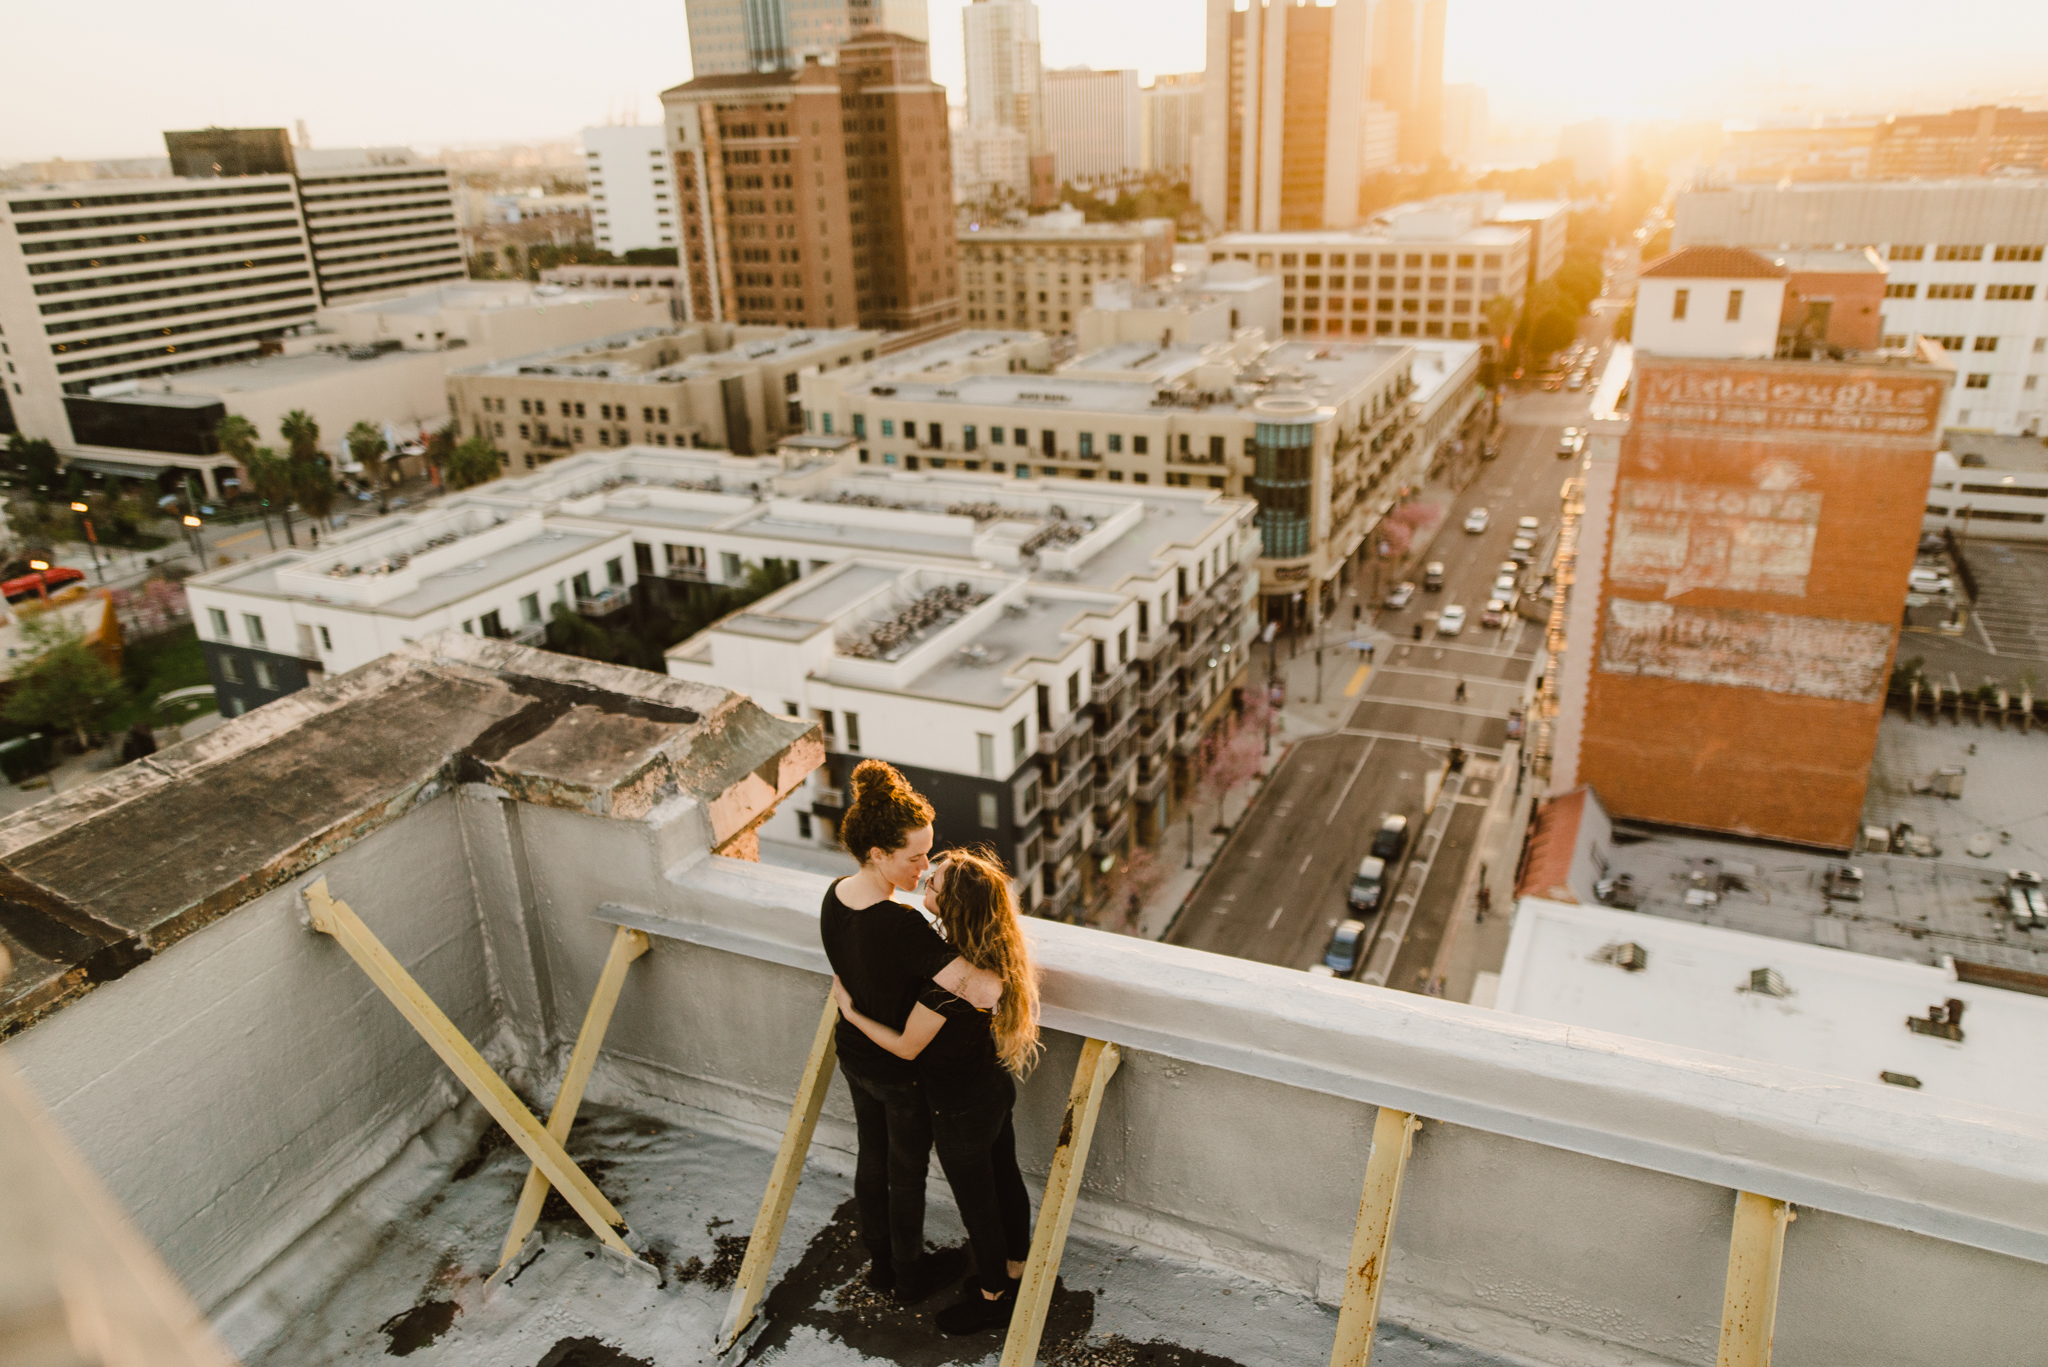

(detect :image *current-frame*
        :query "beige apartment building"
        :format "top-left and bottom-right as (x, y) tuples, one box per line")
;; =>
(958, 208), (1175, 332)
(448, 323), (881, 467)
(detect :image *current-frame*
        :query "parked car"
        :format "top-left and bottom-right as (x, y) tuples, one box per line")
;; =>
(1566, 372), (1586, 391)
(1463, 507), (1490, 533)
(1507, 548), (1534, 568)
(1324, 919), (1369, 974)
(1493, 573), (1519, 598)
(1518, 517), (1540, 535)
(1908, 567), (1954, 595)
(1371, 814), (1410, 862)
(1436, 604), (1466, 636)
(1423, 562), (1446, 592)
(1349, 856), (1388, 913)
(1384, 581), (1416, 610)
(1498, 560), (1520, 578)
(1556, 428), (1584, 459)
(2, 566), (85, 603)
(2009, 870), (2045, 930)
(1512, 535), (1536, 553)
(1482, 598), (1510, 628)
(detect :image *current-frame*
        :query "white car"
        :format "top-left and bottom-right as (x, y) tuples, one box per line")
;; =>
(1437, 604), (1467, 636)
(1384, 581), (1417, 609)
(1512, 536), (1536, 553)
(1518, 516), (1540, 535)
(1493, 574), (1519, 598)
(1463, 508), (1490, 533)
(1908, 567), (1954, 595)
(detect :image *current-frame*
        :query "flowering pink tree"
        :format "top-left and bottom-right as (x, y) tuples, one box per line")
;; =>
(1099, 845), (1168, 932)
(1378, 500), (1442, 559)
(109, 578), (189, 636)
(1199, 726), (1265, 834)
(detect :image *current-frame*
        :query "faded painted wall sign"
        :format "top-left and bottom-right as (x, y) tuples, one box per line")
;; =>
(1635, 365), (1944, 438)
(1598, 599), (1891, 702)
(1610, 479), (1820, 597)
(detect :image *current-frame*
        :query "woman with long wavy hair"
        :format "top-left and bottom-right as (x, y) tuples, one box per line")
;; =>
(822, 760), (1001, 1306)
(832, 846), (1041, 1336)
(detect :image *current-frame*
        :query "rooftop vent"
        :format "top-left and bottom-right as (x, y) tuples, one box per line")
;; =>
(1597, 941), (1649, 972)
(1907, 998), (1966, 1042)
(1749, 967), (1789, 997)
(1879, 1071), (1923, 1089)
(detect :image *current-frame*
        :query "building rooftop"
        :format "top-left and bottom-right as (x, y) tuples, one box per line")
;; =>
(453, 325), (876, 383)
(1640, 246), (1792, 279)
(158, 344), (440, 396)
(1942, 430), (2048, 474)
(1496, 898), (2048, 1119)
(323, 280), (638, 319)
(1210, 224), (1524, 249)
(4, 637), (2044, 1367)
(1765, 247), (1886, 275)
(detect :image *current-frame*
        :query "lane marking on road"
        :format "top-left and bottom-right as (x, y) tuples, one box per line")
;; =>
(1372, 666), (1525, 684)
(1353, 697), (1510, 720)
(217, 527), (267, 548)
(1267, 904), (1285, 930)
(1327, 736), (1379, 826)
(1343, 664), (1372, 696)
(1298, 852), (1313, 873)
(1338, 727), (1505, 755)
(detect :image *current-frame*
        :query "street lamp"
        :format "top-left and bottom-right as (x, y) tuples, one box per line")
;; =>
(69, 502), (104, 583)
(26, 559), (49, 604)
(182, 514), (207, 570)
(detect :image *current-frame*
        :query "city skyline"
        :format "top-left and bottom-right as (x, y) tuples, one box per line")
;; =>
(6, 0), (2048, 166)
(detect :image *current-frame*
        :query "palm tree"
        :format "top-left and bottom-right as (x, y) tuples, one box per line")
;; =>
(279, 410), (321, 464)
(246, 448), (297, 547)
(346, 421), (390, 513)
(215, 415), (268, 546)
(291, 455), (338, 546)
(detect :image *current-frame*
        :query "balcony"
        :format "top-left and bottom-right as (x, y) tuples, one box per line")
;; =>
(3, 632), (2038, 1367)
(1094, 747), (1138, 798)
(1041, 754), (1094, 807)
(576, 585), (632, 617)
(1042, 859), (1083, 918)
(1135, 628), (1177, 663)
(1135, 756), (1172, 803)
(1090, 802), (1132, 855)
(1096, 705), (1138, 753)
(505, 621), (548, 648)
(1139, 665), (1178, 712)
(660, 562), (708, 583)
(1047, 808), (1086, 863)
(1036, 708), (1093, 756)
(1091, 663), (1136, 706)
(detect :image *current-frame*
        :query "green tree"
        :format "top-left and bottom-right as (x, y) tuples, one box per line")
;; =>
(5, 617), (127, 748)
(347, 421), (391, 512)
(423, 422), (459, 479)
(290, 454), (339, 543)
(215, 415), (269, 546)
(545, 601), (619, 662)
(1529, 308), (1580, 359)
(279, 409), (321, 464)
(443, 434), (504, 491)
(3, 435), (64, 497)
(246, 447), (297, 547)
(1555, 255), (1606, 311)
(1482, 295), (1518, 352)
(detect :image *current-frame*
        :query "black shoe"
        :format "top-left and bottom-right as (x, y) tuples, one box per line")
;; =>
(865, 1259), (895, 1294)
(935, 1278), (1021, 1335)
(894, 1245), (969, 1305)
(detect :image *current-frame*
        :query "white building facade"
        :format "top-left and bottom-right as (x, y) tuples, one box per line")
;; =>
(682, 0), (928, 75)
(1141, 74), (1204, 179)
(582, 126), (676, 255)
(293, 148), (463, 303)
(1675, 179), (2048, 434)
(1044, 68), (1142, 188)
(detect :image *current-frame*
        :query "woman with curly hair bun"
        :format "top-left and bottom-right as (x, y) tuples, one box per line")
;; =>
(832, 845), (1041, 1336)
(821, 759), (1000, 1306)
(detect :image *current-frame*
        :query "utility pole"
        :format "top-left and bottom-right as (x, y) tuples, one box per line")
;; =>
(70, 502), (103, 582)
(183, 515), (207, 570)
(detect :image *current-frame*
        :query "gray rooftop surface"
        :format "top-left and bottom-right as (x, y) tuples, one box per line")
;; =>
(895, 593), (1100, 708)
(212, 527), (612, 616)
(218, 1098), (1494, 1367)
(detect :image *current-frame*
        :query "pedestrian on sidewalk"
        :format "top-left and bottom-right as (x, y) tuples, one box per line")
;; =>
(1454, 678), (1467, 703)
(1476, 885), (1491, 923)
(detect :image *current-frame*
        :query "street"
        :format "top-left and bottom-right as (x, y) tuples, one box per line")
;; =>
(1166, 374), (1597, 983)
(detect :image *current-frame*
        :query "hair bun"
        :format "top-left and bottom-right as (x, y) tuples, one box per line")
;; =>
(849, 758), (903, 803)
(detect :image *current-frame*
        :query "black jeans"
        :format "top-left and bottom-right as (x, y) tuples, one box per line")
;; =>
(841, 1061), (932, 1271)
(930, 1071), (1032, 1294)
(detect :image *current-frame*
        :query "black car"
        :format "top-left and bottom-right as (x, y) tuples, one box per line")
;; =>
(1371, 814), (1409, 862)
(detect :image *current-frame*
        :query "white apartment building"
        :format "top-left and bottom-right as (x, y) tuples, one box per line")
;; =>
(1926, 431), (2048, 540)
(1208, 199), (1532, 342)
(798, 319), (1483, 628)
(1361, 102), (1401, 176)
(952, 124), (1033, 206)
(1043, 68), (1142, 187)
(582, 126), (676, 255)
(1140, 74), (1203, 179)
(682, 0), (928, 75)
(1675, 180), (2048, 433)
(292, 148), (463, 303)
(0, 175), (321, 478)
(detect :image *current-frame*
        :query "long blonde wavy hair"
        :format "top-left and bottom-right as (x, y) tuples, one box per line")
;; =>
(931, 847), (1041, 1077)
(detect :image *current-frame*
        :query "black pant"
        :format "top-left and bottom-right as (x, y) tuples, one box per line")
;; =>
(841, 1062), (932, 1271)
(930, 1071), (1032, 1295)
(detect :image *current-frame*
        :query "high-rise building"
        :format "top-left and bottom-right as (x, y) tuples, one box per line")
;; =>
(583, 126), (677, 255)
(960, 0), (1052, 205)
(1196, 0), (1368, 234)
(1044, 68), (1141, 187)
(1141, 74), (1204, 179)
(163, 127), (296, 179)
(681, 0), (929, 76)
(291, 147), (464, 303)
(1871, 106), (2048, 178)
(661, 31), (961, 343)
(1360, 102), (1400, 177)
(1370, 0), (1445, 167)
(1440, 83), (1488, 163)
(1543, 247), (1953, 850)
(957, 208), (1174, 332)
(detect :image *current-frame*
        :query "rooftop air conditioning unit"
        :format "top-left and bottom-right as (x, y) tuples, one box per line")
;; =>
(1749, 967), (1788, 997)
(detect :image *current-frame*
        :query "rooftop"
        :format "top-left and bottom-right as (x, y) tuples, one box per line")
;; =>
(1640, 246), (1790, 280)
(1765, 247), (1886, 275)
(454, 325), (877, 384)
(323, 280), (639, 319)
(4, 638), (2044, 1367)
(159, 343), (439, 396)
(1210, 224), (1525, 249)
(1942, 429), (2048, 474)
(1496, 898), (2048, 1118)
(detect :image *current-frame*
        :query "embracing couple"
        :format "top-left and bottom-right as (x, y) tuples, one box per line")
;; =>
(820, 759), (1041, 1337)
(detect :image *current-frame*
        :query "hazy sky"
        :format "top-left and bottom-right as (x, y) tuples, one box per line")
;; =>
(5, 0), (2046, 163)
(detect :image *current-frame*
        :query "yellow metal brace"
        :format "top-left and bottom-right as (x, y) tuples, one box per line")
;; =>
(1717, 1192), (1794, 1367)
(302, 879), (640, 1262)
(999, 1038), (1121, 1367)
(1329, 1107), (1421, 1367)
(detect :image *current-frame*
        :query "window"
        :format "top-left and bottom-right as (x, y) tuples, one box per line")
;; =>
(1013, 428), (1026, 444)
(1988, 285), (2037, 301)
(1117, 627), (1128, 664)
(2027, 376), (2040, 391)
(796, 812), (813, 840)
(1994, 245), (2045, 262)
(844, 711), (861, 751)
(252, 658), (276, 690)
(1888, 244), (1924, 261)
(1067, 671), (1080, 711)
(1966, 373), (1991, 389)
(480, 609), (503, 638)
(573, 571), (593, 598)
(521, 593), (542, 624)
(319, 625), (332, 651)
(606, 557), (624, 585)
(1927, 284), (1975, 299)
(208, 607), (229, 639)
(721, 551), (743, 580)
(242, 613), (267, 648)
(1934, 244), (1984, 261)
(1012, 717), (1028, 764)
(1672, 288), (1689, 321)
(1884, 283), (1917, 298)
(1974, 336), (1999, 352)
(964, 424), (977, 450)
(1928, 334), (1965, 350)
(1726, 289), (1744, 321)
(977, 733), (995, 778)
(977, 792), (999, 829)
(853, 414), (866, 437)
(219, 655), (242, 684)
(1133, 435), (1148, 455)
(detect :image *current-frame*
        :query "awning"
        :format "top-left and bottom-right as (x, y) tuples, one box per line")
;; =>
(65, 455), (205, 481)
